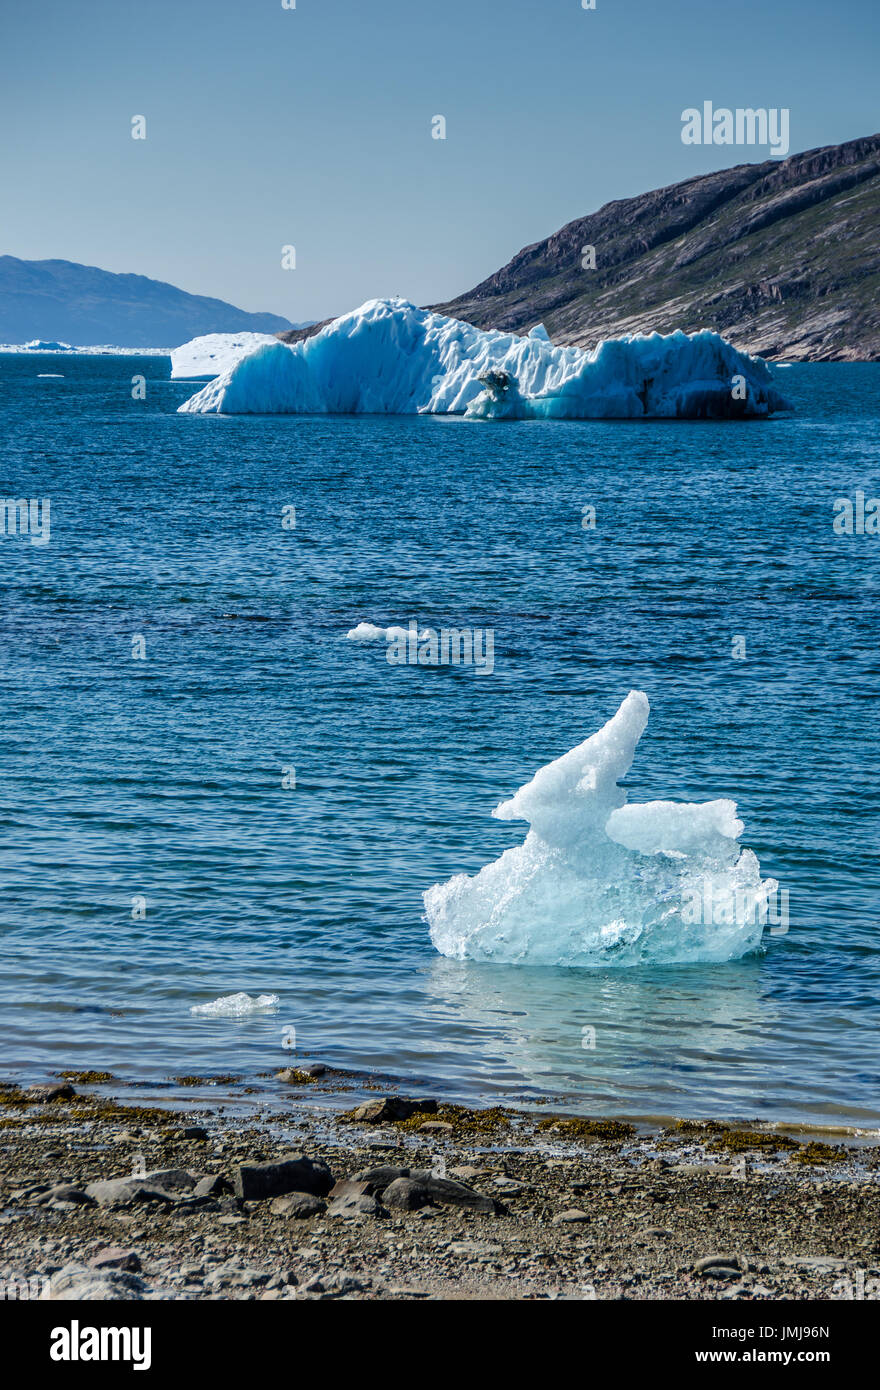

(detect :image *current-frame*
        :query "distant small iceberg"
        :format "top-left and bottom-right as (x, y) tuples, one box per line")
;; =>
(170, 331), (281, 379)
(0, 342), (168, 355)
(177, 297), (790, 419)
(425, 691), (780, 968)
(190, 992), (280, 1017)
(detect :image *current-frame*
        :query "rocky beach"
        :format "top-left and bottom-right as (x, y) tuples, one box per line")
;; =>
(1, 1071), (878, 1302)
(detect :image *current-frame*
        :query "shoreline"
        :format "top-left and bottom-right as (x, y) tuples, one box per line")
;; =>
(1, 1070), (879, 1301)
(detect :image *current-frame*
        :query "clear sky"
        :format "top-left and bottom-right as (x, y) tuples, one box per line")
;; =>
(1, 0), (877, 322)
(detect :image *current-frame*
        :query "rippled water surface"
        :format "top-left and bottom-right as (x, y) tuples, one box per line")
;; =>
(1, 353), (878, 1127)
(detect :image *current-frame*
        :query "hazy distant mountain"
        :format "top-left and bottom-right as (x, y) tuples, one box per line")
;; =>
(0, 257), (295, 347)
(433, 134), (880, 361)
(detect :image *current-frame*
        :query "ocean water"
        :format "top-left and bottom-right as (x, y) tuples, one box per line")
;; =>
(1, 353), (878, 1129)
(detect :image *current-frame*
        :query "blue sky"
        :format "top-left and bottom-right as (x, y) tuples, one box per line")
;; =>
(1, 0), (877, 321)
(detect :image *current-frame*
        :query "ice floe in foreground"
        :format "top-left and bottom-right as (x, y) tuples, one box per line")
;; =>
(177, 297), (789, 419)
(190, 992), (280, 1017)
(425, 691), (781, 968)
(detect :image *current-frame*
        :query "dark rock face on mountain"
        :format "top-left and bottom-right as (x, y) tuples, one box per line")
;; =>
(0, 257), (293, 347)
(433, 134), (880, 361)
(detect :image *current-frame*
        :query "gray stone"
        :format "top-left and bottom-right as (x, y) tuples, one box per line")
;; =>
(205, 1264), (269, 1289)
(352, 1164), (411, 1193)
(34, 1184), (95, 1207)
(327, 1193), (387, 1220)
(382, 1178), (432, 1211)
(192, 1174), (231, 1198)
(348, 1097), (437, 1124)
(139, 1168), (200, 1194)
(322, 1272), (369, 1295)
(270, 1192), (326, 1219)
(227, 1268), (270, 1288)
(49, 1263), (147, 1300)
(85, 1168), (201, 1208)
(448, 1240), (502, 1259)
(694, 1254), (744, 1276)
(87, 1247), (142, 1273)
(25, 1083), (76, 1102)
(552, 1209), (591, 1224)
(415, 1174), (503, 1214)
(84, 1179), (173, 1208)
(233, 1153), (333, 1201)
(328, 1178), (372, 1201)
(354, 1164), (493, 1209)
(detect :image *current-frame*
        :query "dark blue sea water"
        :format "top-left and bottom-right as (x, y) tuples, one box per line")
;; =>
(1, 352), (878, 1128)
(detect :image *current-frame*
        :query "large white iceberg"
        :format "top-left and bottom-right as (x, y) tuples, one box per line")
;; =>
(424, 692), (780, 968)
(177, 297), (789, 418)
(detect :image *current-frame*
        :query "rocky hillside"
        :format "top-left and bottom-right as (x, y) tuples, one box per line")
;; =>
(0, 257), (293, 348)
(432, 134), (880, 361)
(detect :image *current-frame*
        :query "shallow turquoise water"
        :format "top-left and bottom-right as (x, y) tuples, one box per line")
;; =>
(1, 353), (878, 1126)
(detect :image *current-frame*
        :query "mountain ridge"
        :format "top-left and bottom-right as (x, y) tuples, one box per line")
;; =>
(430, 133), (880, 361)
(0, 256), (294, 348)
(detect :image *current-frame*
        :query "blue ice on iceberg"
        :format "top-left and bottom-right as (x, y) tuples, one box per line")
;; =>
(424, 692), (779, 968)
(178, 298), (789, 419)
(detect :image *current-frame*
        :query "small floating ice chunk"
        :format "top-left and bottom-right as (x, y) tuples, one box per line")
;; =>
(190, 992), (280, 1017)
(346, 620), (430, 642)
(425, 691), (778, 968)
(346, 622), (387, 641)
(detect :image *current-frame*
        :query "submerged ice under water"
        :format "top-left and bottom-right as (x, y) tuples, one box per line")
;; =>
(425, 692), (777, 968)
